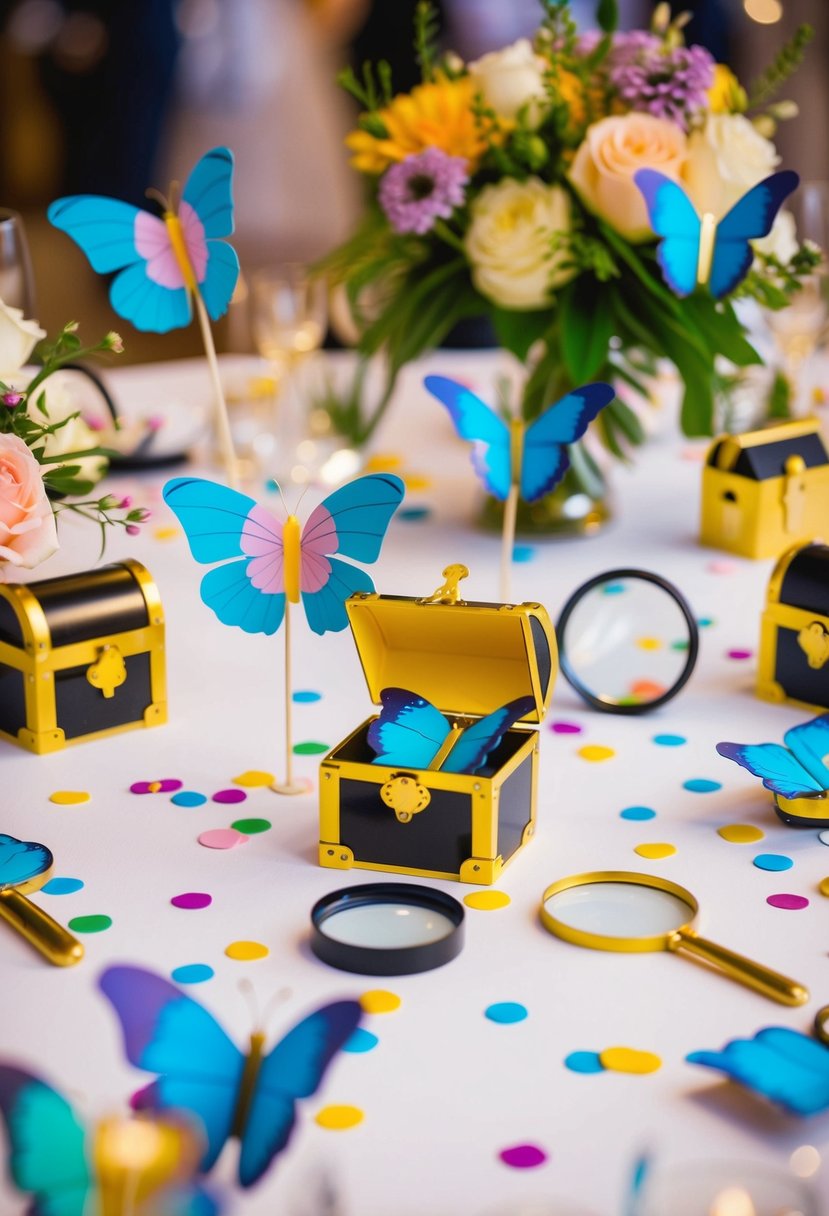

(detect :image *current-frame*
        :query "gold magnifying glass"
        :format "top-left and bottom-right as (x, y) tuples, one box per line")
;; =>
(541, 871), (808, 1007)
(814, 1005), (829, 1045)
(0, 834), (83, 966)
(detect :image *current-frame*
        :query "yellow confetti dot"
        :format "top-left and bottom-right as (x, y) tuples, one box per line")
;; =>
(600, 1046), (662, 1074)
(636, 637), (663, 651)
(360, 990), (401, 1014)
(314, 1105), (364, 1130)
(148, 781), (162, 793)
(225, 941), (269, 961)
(819, 877), (829, 898)
(153, 526), (180, 541)
(464, 890), (511, 911)
(364, 453), (402, 472)
(577, 745), (616, 762)
(717, 824), (765, 844)
(634, 843), (677, 860)
(232, 770), (276, 788)
(49, 790), (90, 805)
(402, 474), (431, 491)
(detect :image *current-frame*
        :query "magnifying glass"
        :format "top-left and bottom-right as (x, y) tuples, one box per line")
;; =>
(0, 833), (84, 966)
(815, 1005), (829, 1045)
(540, 872), (807, 1006)
(555, 569), (699, 713)
(311, 882), (464, 975)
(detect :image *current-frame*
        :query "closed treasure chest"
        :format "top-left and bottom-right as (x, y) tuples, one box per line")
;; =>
(758, 541), (829, 715)
(0, 560), (166, 754)
(699, 418), (829, 560)
(319, 567), (557, 885)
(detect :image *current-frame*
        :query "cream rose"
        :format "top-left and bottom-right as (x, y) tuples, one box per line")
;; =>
(753, 210), (798, 264)
(465, 177), (574, 309)
(468, 39), (549, 128)
(569, 114), (687, 241)
(0, 300), (45, 378)
(682, 113), (779, 217)
(0, 434), (58, 573)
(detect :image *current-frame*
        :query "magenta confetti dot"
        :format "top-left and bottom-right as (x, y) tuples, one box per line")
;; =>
(130, 779), (183, 794)
(767, 893), (809, 910)
(726, 649), (753, 661)
(171, 892), (212, 910)
(550, 720), (582, 735)
(498, 1144), (548, 1169)
(197, 828), (248, 850)
(212, 788), (247, 804)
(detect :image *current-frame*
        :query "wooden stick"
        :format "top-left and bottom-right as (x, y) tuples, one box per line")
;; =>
(193, 290), (239, 489)
(271, 600), (305, 795)
(500, 483), (519, 603)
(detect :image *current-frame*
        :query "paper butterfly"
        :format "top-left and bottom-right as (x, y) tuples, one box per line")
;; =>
(0, 1063), (219, 1216)
(0, 834), (51, 890)
(687, 1026), (829, 1116)
(716, 712), (829, 801)
(368, 687), (535, 773)
(100, 966), (361, 1189)
(634, 168), (799, 299)
(424, 376), (615, 502)
(48, 147), (239, 334)
(163, 473), (405, 636)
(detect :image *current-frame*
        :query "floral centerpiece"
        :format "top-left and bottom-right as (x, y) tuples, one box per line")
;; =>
(322, 0), (817, 523)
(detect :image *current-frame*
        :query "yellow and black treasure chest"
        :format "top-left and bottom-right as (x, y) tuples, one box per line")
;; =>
(699, 418), (829, 560)
(319, 566), (557, 885)
(0, 559), (166, 754)
(758, 542), (829, 714)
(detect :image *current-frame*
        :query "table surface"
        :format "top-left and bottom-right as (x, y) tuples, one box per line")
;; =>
(3, 352), (828, 1216)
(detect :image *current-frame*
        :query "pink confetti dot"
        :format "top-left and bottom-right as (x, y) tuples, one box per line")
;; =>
(197, 828), (248, 850)
(498, 1144), (548, 1169)
(726, 649), (753, 661)
(171, 892), (212, 910)
(550, 720), (583, 734)
(212, 789), (247, 804)
(767, 893), (809, 910)
(707, 559), (737, 574)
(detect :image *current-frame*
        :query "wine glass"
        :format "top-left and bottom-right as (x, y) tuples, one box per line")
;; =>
(0, 209), (37, 317)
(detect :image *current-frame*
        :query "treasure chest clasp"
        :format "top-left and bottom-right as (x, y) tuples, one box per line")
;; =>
(380, 773), (431, 823)
(86, 644), (127, 699)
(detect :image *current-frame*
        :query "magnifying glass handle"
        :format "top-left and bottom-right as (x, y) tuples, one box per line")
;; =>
(0, 889), (84, 966)
(671, 928), (808, 1006)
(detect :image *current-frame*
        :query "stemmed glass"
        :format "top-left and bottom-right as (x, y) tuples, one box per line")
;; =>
(0, 208), (37, 316)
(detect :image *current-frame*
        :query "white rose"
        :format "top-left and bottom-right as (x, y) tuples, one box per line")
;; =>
(465, 177), (574, 309)
(468, 39), (549, 128)
(0, 299), (45, 379)
(682, 113), (779, 217)
(752, 209), (798, 264)
(28, 371), (107, 486)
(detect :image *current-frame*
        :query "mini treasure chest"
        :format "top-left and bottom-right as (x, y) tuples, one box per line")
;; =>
(758, 541), (829, 716)
(0, 560), (166, 754)
(699, 418), (829, 560)
(319, 566), (557, 885)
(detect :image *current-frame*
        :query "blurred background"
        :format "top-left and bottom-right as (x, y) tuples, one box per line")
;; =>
(0, 0), (825, 363)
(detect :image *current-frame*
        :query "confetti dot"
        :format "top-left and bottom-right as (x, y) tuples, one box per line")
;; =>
(697, 617), (715, 628)
(634, 843), (677, 860)
(630, 679), (667, 699)
(130, 780), (182, 795)
(293, 691), (322, 703)
(171, 892), (212, 910)
(683, 779), (721, 793)
(293, 741), (330, 755)
(49, 790), (90, 805)
(232, 770), (275, 787)
(499, 1144), (547, 1169)
(565, 1051), (604, 1074)
(171, 964), (214, 984)
(753, 854), (793, 872)
(314, 1105), (364, 1130)
(820, 831), (829, 846)
(707, 559), (736, 574)
(671, 640), (689, 652)
(197, 828), (248, 850)
(171, 791), (207, 807)
(41, 877), (84, 895)
(577, 745), (615, 762)
(819, 877), (829, 898)
(343, 1028), (379, 1053)
(225, 940), (269, 960)
(230, 817), (272, 835)
(398, 507), (431, 522)
(636, 637), (662, 651)
(718, 824), (764, 844)
(727, 649), (753, 661)
(603, 583), (626, 595)
(68, 914), (111, 933)
(464, 890), (511, 911)
(682, 445), (706, 462)
(620, 806), (656, 822)
(212, 788), (246, 804)
(360, 990), (400, 1014)
(652, 734), (686, 747)
(600, 1047), (662, 1074)
(364, 453), (402, 471)
(402, 474), (431, 491)
(513, 545), (535, 563)
(550, 720), (583, 734)
(153, 526), (180, 541)
(485, 1002), (528, 1024)
(767, 893), (809, 910)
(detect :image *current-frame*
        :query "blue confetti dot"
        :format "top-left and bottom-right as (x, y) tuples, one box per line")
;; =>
(171, 791), (207, 807)
(41, 877), (84, 895)
(564, 1051), (604, 1074)
(343, 1028), (379, 1053)
(697, 617), (715, 628)
(753, 853), (794, 872)
(265, 478), (280, 493)
(653, 734), (686, 747)
(620, 806), (656, 821)
(602, 583), (627, 595)
(512, 545), (535, 563)
(399, 507), (431, 522)
(293, 690), (322, 703)
(171, 964), (214, 984)
(485, 1002), (528, 1025)
(683, 779), (722, 793)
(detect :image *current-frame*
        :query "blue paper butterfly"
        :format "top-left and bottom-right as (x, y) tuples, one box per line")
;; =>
(368, 687), (535, 773)
(687, 1027), (829, 1116)
(48, 147), (240, 333)
(0, 1063), (220, 1215)
(100, 966), (361, 1189)
(163, 473), (404, 636)
(716, 713), (829, 801)
(634, 168), (799, 299)
(423, 376), (615, 502)
(0, 834), (52, 890)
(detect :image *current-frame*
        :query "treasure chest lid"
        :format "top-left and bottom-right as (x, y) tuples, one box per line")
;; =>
(769, 541), (829, 614)
(345, 569), (556, 725)
(706, 418), (829, 481)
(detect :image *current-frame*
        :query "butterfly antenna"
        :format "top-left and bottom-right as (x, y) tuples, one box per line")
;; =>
(292, 484), (311, 516)
(144, 186), (169, 213)
(238, 979), (261, 1030)
(169, 179), (182, 213)
(275, 482), (291, 519)
(261, 986), (293, 1036)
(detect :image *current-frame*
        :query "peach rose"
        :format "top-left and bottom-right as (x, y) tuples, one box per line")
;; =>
(0, 434), (58, 574)
(569, 114), (688, 241)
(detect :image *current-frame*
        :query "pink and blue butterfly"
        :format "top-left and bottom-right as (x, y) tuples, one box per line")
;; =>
(423, 376), (615, 502)
(634, 168), (799, 299)
(48, 147), (239, 334)
(716, 712), (829, 801)
(162, 473), (405, 636)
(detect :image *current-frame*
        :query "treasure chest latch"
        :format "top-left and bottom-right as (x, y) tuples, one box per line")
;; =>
(380, 773), (431, 823)
(86, 644), (127, 698)
(798, 620), (829, 670)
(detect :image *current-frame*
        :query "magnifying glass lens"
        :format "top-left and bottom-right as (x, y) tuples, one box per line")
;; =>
(319, 902), (456, 949)
(544, 881), (693, 939)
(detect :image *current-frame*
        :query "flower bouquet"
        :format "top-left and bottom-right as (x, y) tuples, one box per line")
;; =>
(322, 0), (817, 527)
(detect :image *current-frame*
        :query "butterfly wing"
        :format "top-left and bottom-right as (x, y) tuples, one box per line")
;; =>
(0, 835), (52, 889)
(180, 147), (239, 321)
(782, 713), (829, 789)
(521, 383), (615, 502)
(715, 741), (823, 800)
(99, 966), (244, 1172)
(237, 1001), (361, 1188)
(442, 696), (535, 774)
(163, 477), (286, 636)
(367, 688), (451, 769)
(687, 1027), (829, 1116)
(634, 169), (701, 297)
(423, 376), (511, 500)
(709, 170), (800, 299)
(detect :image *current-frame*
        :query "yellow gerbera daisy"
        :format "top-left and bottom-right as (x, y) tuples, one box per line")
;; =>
(707, 64), (747, 114)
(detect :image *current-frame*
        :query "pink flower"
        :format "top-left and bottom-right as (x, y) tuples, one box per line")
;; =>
(2, 392), (23, 408)
(0, 434), (58, 573)
(118, 495), (133, 509)
(125, 524), (141, 536)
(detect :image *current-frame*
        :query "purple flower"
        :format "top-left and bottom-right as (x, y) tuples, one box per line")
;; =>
(607, 32), (714, 130)
(379, 148), (469, 236)
(2, 391), (23, 408)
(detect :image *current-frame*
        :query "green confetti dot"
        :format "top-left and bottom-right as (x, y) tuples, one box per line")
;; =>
(68, 914), (112, 934)
(293, 741), (330, 755)
(230, 817), (272, 835)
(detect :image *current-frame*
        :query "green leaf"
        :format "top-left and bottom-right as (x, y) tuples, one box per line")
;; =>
(769, 370), (792, 418)
(560, 277), (614, 383)
(680, 296), (761, 367)
(491, 307), (552, 363)
(596, 0), (618, 33)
